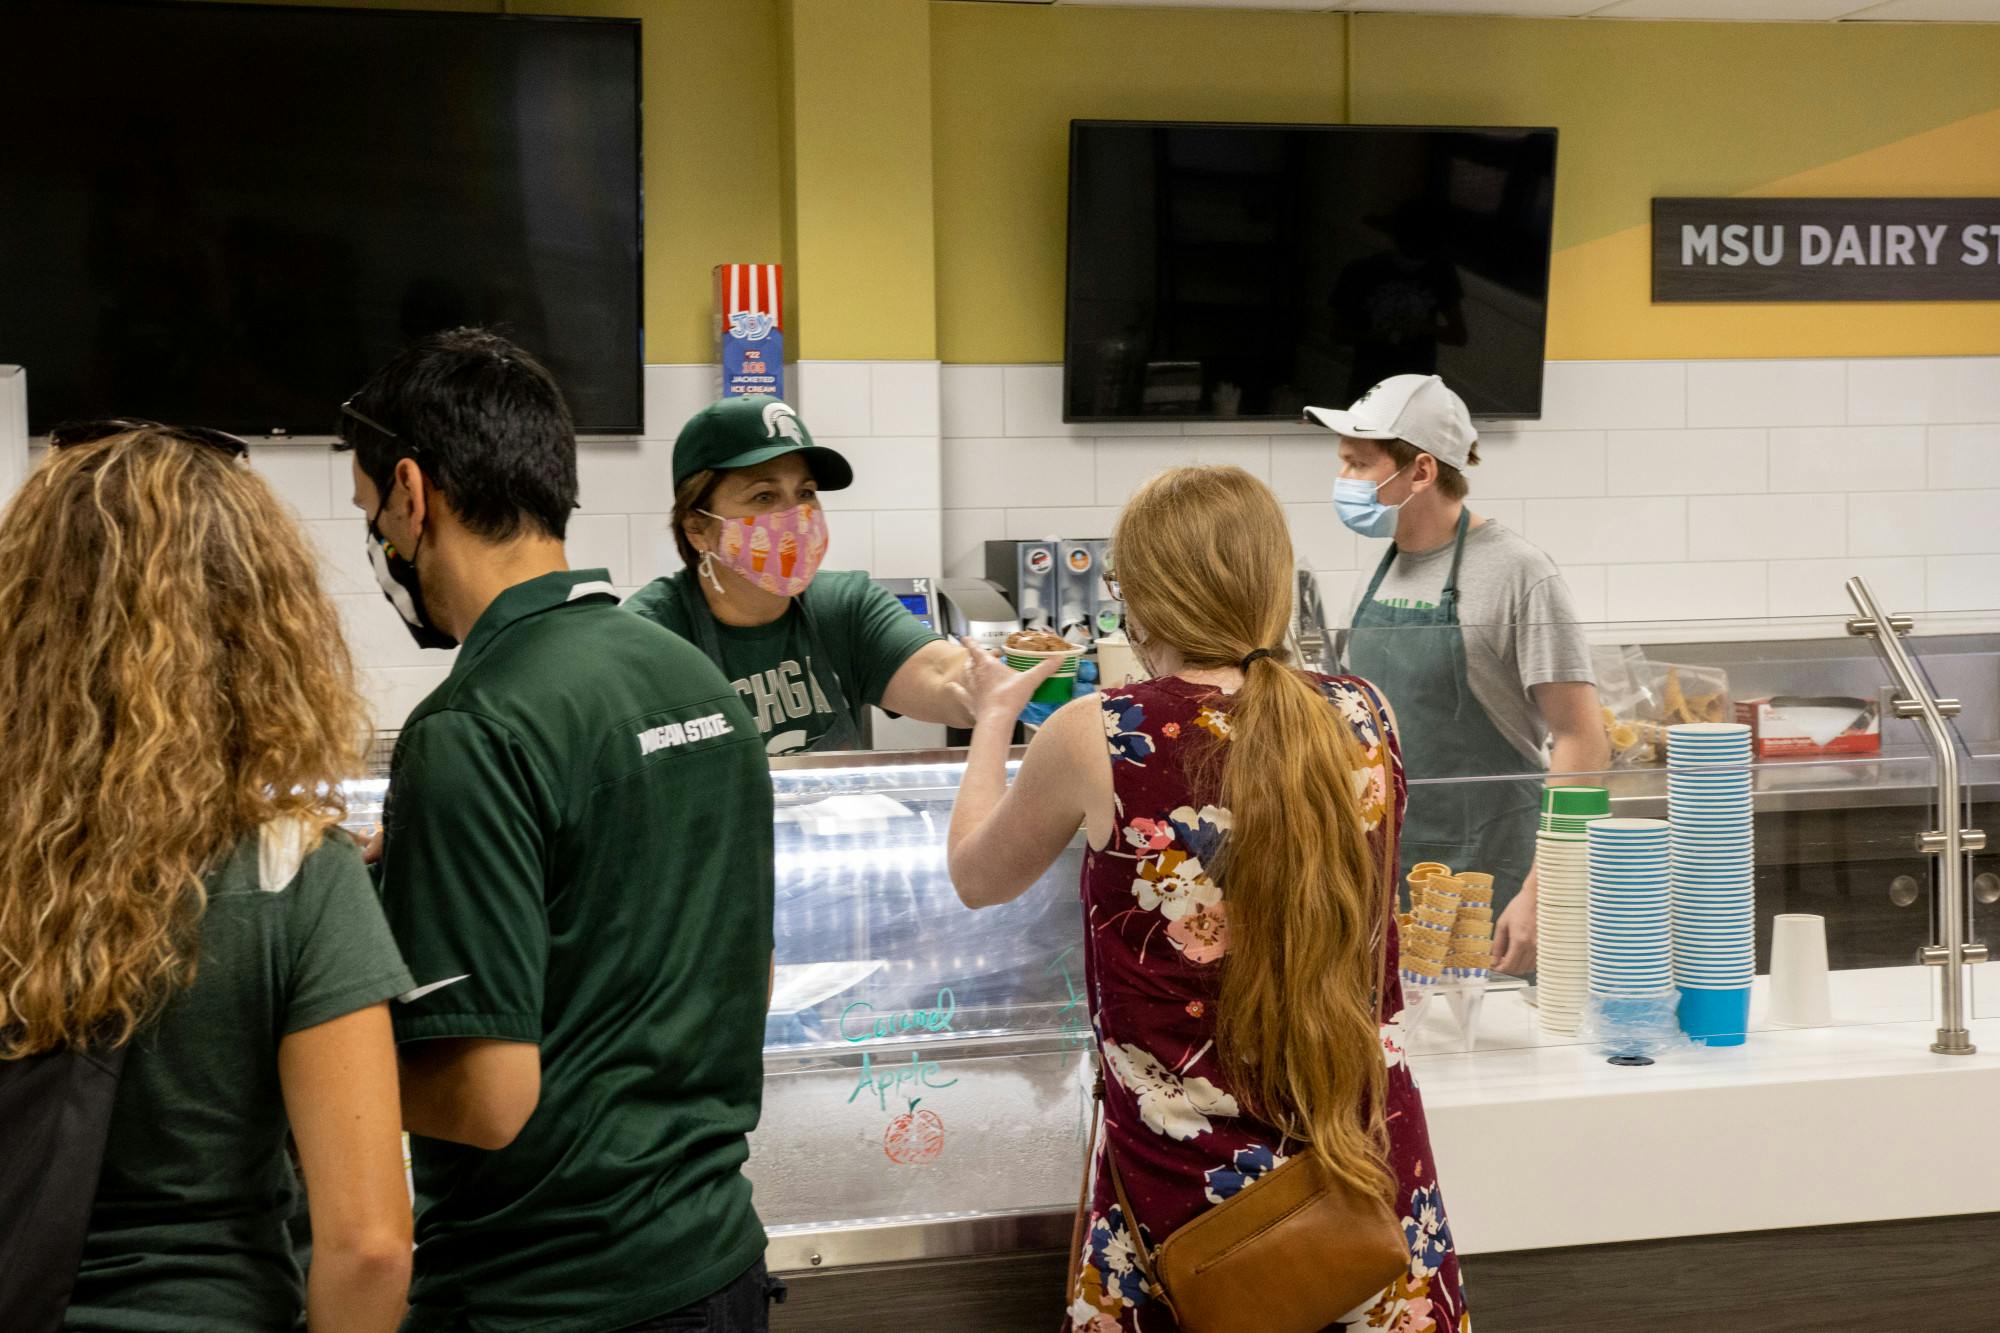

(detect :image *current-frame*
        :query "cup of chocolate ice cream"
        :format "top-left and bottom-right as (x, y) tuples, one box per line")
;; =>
(1002, 629), (1085, 705)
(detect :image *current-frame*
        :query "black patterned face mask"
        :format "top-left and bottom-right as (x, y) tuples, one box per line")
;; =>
(365, 507), (456, 651)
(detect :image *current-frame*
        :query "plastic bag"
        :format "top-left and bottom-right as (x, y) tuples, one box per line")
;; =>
(1590, 645), (1731, 767)
(1579, 988), (1693, 1063)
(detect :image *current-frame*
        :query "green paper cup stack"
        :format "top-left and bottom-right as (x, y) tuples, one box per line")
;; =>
(1004, 643), (1085, 705)
(1540, 785), (1612, 838)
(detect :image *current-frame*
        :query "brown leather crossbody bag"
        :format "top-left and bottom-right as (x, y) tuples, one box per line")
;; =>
(1072, 683), (1409, 1332)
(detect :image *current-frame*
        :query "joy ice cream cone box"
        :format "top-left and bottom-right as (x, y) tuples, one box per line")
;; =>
(715, 263), (784, 401)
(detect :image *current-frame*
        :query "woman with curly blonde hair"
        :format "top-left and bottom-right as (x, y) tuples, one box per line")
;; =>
(0, 423), (413, 1332)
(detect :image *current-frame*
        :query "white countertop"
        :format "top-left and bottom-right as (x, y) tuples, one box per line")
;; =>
(1406, 966), (2000, 1253)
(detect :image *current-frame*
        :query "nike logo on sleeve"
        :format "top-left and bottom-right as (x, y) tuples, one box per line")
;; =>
(399, 974), (471, 1003)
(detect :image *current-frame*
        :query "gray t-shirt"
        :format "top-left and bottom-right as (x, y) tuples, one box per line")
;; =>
(1332, 518), (1594, 766)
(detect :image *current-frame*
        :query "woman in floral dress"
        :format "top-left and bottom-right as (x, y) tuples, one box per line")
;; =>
(949, 466), (1470, 1333)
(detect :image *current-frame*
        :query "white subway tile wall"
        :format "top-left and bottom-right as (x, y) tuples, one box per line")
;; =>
(1766, 426), (1926, 493)
(937, 358), (2000, 636)
(1606, 428), (1766, 497)
(1768, 558), (1927, 620)
(940, 364), (1004, 439)
(1929, 555), (2000, 614)
(1687, 492), (1847, 562)
(1928, 425), (2000, 490)
(132, 356), (1995, 730)
(1473, 430), (1606, 499)
(1606, 561), (1770, 622)
(1686, 359), (1846, 429)
(1536, 360), (1686, 432)
(227, 359), (945, 728)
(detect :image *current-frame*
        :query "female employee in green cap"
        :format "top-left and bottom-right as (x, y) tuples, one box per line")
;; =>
(626, 394), (973, 756)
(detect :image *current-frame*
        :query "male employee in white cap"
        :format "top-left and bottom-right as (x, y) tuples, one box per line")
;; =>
(1307, 374), (1609, 976)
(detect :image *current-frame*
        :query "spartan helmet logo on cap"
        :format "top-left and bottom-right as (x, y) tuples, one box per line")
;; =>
(762, 401), (805, 443)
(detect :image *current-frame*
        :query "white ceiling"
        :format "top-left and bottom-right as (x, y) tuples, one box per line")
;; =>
(1042, 0), (2000, 18)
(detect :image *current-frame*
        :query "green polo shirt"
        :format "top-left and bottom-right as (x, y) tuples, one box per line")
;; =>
(624, 568), (939, 756)
(378, 569), (774, 1333)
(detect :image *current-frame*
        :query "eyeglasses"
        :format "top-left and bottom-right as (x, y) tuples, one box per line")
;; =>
(47, 418), (249, 459)
(339, 399), (400, 440)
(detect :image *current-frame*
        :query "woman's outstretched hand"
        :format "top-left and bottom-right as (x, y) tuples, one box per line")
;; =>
(959, 636), (1064, 728)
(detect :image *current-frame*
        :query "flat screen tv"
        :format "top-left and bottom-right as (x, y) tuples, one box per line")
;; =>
(0, 0), (642, 436)
(1065, 120), (1557, 423)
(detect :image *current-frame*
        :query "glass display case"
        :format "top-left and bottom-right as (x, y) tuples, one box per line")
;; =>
(336, 599), (2000, 1300)
(751, 751), (1090, 1270)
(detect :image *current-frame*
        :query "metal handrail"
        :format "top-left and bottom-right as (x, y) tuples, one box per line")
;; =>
(1845, 576), (1987, 1055)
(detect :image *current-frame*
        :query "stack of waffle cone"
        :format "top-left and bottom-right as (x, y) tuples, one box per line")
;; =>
(1399, 864), (1458, 983)
(1445, 871), (1495, 976)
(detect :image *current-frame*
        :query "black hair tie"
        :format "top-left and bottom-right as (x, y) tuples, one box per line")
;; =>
(1239, 648), (1276, 670)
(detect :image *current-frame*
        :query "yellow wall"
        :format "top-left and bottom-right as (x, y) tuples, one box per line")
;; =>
(930, 5), (1348, 366)
(1350, 15), (2000, 361)
(930, 7), (2000, 364)
(781, 0), (937, 360)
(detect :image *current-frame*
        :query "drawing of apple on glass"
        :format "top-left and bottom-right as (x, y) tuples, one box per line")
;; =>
(882, 1097), (946, 1166)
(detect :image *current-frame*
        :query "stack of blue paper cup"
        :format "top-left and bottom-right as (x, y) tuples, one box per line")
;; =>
(1588, 818), (1674, 1008)
(1668, 723), (1755, 1047)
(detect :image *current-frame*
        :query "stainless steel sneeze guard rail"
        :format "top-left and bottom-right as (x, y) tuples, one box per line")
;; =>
(1845, 576), (1987, 1055)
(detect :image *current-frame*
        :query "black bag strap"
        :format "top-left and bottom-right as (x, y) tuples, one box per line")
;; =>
(0, 1040), (129, 1332)
(1095, 1075), (1180, 1319)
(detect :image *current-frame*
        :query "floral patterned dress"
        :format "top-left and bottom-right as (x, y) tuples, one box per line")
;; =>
(1068, 673), (1470, 1333)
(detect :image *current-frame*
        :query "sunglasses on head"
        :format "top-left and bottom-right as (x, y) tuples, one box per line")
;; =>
(47, 418), (250, 459)
(339, 399), (400, 441)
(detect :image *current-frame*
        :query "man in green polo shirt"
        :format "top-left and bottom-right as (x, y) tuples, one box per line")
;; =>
(338, 329), (780, 1332)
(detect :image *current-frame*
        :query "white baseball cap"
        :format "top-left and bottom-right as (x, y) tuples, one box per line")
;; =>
(1304, 374), (1477, 471)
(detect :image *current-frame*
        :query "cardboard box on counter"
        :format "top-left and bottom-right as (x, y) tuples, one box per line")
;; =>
(1734, 695), (1880, 759)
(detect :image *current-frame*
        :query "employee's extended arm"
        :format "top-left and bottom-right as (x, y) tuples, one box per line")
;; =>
(881, 637), (977, 727)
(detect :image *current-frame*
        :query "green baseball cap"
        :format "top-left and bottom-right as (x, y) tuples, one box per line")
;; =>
(671, 395), (854, 493)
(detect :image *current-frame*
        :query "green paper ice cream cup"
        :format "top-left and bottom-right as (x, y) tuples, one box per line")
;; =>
(1004, 644), (1084, 704)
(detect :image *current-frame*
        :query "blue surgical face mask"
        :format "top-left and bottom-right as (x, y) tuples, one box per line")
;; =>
(1332, 464), (1410, 539)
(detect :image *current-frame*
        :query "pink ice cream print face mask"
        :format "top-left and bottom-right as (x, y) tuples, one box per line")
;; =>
(699, 501), (828, 597)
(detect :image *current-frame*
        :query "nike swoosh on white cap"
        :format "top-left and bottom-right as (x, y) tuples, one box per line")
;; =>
(398, 975), (471, 1004)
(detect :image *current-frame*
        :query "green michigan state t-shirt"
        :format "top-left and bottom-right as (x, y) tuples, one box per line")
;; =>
(624, 568), (939, 756)
(379, 570), (775, 1332)
(66, 825), (412, 1333)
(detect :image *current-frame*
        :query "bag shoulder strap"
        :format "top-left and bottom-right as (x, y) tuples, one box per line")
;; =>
(1067, 1067), (1103, 1298)
(1095, 1080), (1177, 1317)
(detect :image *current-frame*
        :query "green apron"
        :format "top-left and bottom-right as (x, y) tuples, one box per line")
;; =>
(1344, 510), (1542, 928)
(672, 568), (866, 754)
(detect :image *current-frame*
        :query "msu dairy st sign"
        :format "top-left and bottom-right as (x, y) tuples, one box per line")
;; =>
(1653, 198), (2000, 302)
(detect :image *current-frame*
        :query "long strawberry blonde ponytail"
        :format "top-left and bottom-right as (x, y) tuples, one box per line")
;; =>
(1112, 465), (1394, 1207)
